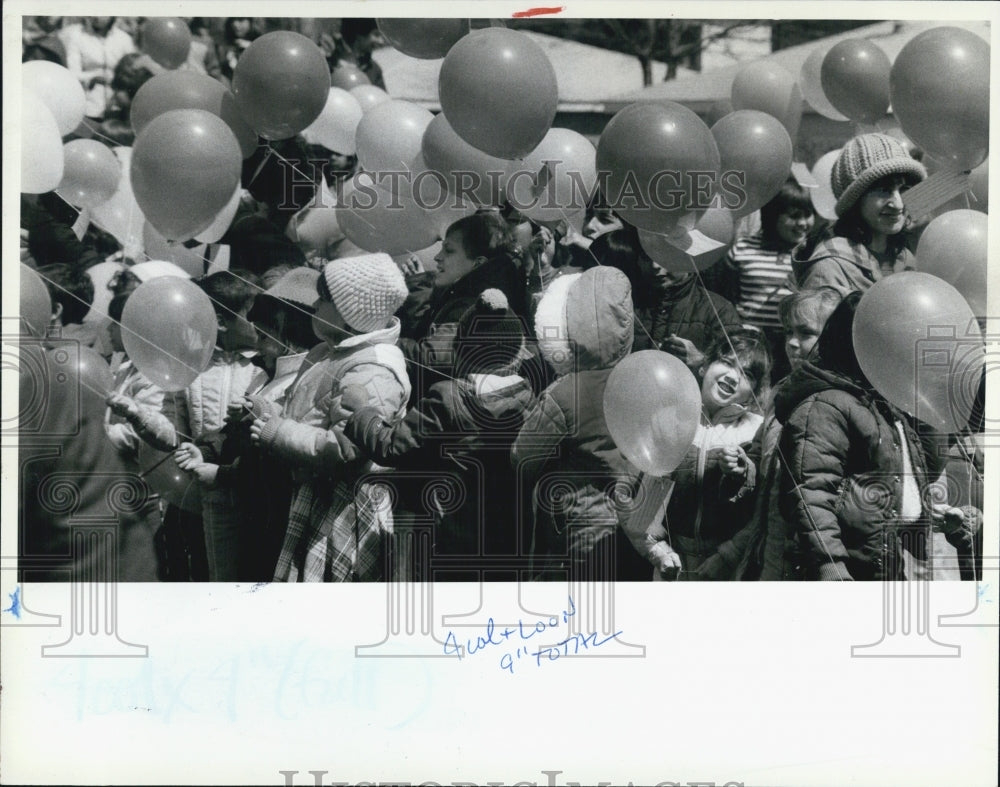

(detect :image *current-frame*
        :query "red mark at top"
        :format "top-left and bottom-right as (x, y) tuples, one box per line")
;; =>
(512, 6), (566, 18)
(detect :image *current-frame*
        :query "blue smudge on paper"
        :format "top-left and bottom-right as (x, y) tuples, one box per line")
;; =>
(3, 587), (22, 619)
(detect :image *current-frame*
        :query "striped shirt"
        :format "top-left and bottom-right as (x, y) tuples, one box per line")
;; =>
(727, 232), (795, 330)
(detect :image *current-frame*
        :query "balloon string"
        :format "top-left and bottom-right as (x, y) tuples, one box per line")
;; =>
(78, 119), (129, 149)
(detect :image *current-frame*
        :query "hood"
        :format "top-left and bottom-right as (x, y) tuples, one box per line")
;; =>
(535, 267), (634, 373)
(791, 235), (870, 288)
(773, 360), (870, 424)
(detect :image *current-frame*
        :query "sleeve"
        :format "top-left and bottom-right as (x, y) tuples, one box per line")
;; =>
(105, 371), (167, 455)
(511, 391), (569, 495)
(798, 258), (854, 298)
(344, 385), (453, 468)
(779, 397), (854, 580)
(126, 388), (182, 452)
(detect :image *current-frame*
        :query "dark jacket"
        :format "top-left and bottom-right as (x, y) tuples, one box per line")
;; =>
(774, 361), (936, 581)
(345, 374), (535, 564)
(630, 273), (742, 355)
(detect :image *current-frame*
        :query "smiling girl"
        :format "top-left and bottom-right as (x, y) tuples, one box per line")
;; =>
(794, 134), (926, 295)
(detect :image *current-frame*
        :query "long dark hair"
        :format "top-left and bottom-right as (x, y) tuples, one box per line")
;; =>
(832, 174), (920, 259)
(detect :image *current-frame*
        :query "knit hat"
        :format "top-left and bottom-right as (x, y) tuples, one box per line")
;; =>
(266, 266), (320, 310)
(321, 253), (408, 333)
(830, 133), (927, 217)
(455, 289), (526, 374)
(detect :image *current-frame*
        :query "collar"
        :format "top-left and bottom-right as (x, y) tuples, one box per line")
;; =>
(274, 351), (307, 378)
(324, 316), (401, 351)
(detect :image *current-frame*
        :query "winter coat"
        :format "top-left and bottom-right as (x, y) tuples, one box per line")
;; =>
(774, 361), (936, 581)
(344, 373), (535, 564)
(792, 235), (915, 297)
(511, 267), (647, 580)
(105, 359), (166, 463)
(259, 319), (411, 582)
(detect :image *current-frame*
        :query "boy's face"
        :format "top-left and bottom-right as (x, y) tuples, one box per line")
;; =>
(700, 357), (755, 415)
(784, 311), (823, 369)
(312, 297), (348, 344)
(254, 317), (284, 361)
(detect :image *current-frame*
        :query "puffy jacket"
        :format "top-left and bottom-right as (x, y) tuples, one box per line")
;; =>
(792, 235), (915, 297)
(774, 361), (935, 581)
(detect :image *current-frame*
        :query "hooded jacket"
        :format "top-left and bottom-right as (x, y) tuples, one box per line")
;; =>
(792, 235), (915, 296)
(774, 361), (934, 581)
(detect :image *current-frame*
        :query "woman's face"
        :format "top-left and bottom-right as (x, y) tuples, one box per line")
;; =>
(859, 175), (910, 238)
(433, 231), (481, 289)
(775, 207), (815, 248)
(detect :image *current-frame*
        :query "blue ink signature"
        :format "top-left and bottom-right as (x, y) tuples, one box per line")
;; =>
(442, 596), (577, 662)
(3, 586), (22, 619)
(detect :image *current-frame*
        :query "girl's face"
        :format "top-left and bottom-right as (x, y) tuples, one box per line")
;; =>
(433, 231), (482, 289)
(700, 357), (755, 416)
(859, 175), (910, 238)
(784, 310), (823, 369)
(312, 297), (348, 344)
(775, 207), (815, 248)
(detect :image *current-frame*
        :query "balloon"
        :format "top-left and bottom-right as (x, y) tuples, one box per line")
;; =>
(120, 276), (217, 392)
(439, 28), (558, 159)
(130, 71), (258, 159)
(350, 85), (391, 113)
(20, 264), (53, 337)
(21, 93), (64, 194)
(330, 62), (370, 91)
(91, 147), (145, 256)
(711, 110), (793, 218)
(128, 260), (191, 281)
(232, 31), (331, 140)
(820, 39), (890, 125)
(506, 128), (598, 223)
(704, 99), (734, 128)
(377, 18), (470, 59)
(83, 261), (125, 325)
(596, 102), (720, 234)
(194, 184), (242, 244)
(131, 109), (242, 241)
(810, 149), (841, 221)
(730, 60), (802, 142)
(73, 344), (115, 398)
(637, 208), (736, 273)
(21, 61), (86, 136)
(853, 272), (983, 433)
(139, 17), (192, 70)
(138, 442), (201, 514)
(603, 350), (702, 476)
(799, 44), (849, 121)
(337, 179), (440, 255)
(142, 223), (209, 278)
(355, 100), (433, 173)
(55, 139), (121, 209)
(915, 210), (988, 318)
(300, 88), (363, 154)
(968, 158), (989, 211)
(890, 27), (990, 170)
(420, 115), (513, 208)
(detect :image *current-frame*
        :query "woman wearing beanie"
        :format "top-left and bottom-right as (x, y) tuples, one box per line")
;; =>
(340, 288), (536, 572)
(793, 133), (926, 296)
(249, 254), (412, 581)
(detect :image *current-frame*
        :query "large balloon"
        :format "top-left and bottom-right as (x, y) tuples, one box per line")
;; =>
(330, 62), (370, 91)
(596, 102), (720, 234)
(301, 88), (363, 154)
(439, 28), (558, 159)
(915, 210), (988, 318)
(853, 272), (983, 433)
(377, 18), (470, 59)
(21, 60), (86, 136)
(131, 109), (242, 241)
(139, 17), (192, 70)
(506, 128), (598, 223)
(130, 71), (258, 158)
(419, 115), (512, 208)
(20, 264), (53, 338)
(337, 179), (440, 256)
(355, 100), (433, 173)
(711, 110), (793, 218)
(350, 85), (391, 113)
(73, 344), (116, 398)
(820, 39), (890, 125)
(798, 44), (849, 122)
(730, 61), (802, 142)
(637, 208), (736, 274)
(810, 149), (841, 221)
(56, 139), (121, 209)
(120, 276), (217, 392)
(21, 93), (64, 194)
(138, 442), (201, 514)
(604, 350), (702, 476)
(91, 147), (145, 256)
(890, 27), (990, 170)
(232, 31), (330, 140)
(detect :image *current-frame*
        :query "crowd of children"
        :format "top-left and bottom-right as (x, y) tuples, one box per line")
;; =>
(19, 18), (985, 584)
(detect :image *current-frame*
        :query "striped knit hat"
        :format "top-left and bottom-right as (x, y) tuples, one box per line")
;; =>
(322, 254), (408, 333)
(830, 133), (926, 217)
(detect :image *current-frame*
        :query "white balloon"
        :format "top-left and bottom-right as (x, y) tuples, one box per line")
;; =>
(22, 60), (87, 136)
(350, 85), (391, 113)
(21, 93), (64, 193)
(799, 45), (849, 122)
(810, 149), (841, 221)
(300, 88), (364, 155)
(91, 147), (145, 256)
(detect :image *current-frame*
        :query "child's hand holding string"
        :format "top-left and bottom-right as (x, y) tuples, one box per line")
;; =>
(720, 446), (748, 477)
(174, 443), (219, 487)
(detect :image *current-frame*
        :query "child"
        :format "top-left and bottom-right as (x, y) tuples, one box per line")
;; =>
(107, 269), (262, 580)
(250, 254), (411, 582)
(794, 134), (926, 296)
(35, 262), (115, 357)
(339, 288), (535, 574)
(641, 329), (770, 580)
